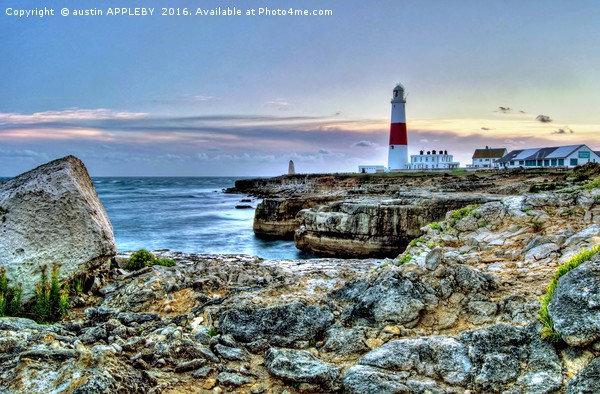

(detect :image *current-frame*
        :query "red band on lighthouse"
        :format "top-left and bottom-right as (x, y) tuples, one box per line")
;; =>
(389, 123), (408, 145)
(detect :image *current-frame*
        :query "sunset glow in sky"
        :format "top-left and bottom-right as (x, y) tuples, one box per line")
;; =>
(2, 0), (599, 176)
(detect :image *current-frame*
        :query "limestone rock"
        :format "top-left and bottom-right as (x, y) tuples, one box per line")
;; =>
(264, 348), (340, 389)
(253, 196), (339, 239)
(548, 254), (600, 346)
(357, 336), (472, 385)
(338, 270), (425, 326)
(0, 156), (116, 302)
(320, 323), (369, 356)
(294, 194), (492, 258)
(344, 324), (562, 394)
(218, 301), (334, 346)
(566, 357), (600, 394)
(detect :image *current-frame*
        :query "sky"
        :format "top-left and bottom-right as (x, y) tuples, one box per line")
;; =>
(2, 0), (600, 176)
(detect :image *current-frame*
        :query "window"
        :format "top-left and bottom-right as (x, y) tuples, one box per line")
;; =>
(544, 160), (549, 166)
(510, 161), (514, 166)
(519, 160), (524, 165)
(570, 158), (578, 166)
(525, 160), (536, 167)
(558, 159), (564, 166)
(551, 159), (557, 166)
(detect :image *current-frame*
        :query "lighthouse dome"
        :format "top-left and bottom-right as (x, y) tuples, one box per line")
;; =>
(391, 83), (406, 103)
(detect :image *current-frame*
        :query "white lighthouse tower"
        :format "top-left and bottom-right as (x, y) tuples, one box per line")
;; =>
(388, 83), (409, 170)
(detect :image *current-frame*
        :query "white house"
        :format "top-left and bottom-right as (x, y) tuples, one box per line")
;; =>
(496, 144), (600, 168)
(409, 149), (460, 169)
(471, 147), (507, 168)
(358, 165), (385, 174)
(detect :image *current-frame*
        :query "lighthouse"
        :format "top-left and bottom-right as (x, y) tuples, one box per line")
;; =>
(388, 83), (409, 170)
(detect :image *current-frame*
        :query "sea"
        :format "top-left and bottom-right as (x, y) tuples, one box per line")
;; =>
(0, 176), (314, 260)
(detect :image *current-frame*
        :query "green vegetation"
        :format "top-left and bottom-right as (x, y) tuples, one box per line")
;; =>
(309, 339), (317, 347)
(584, 176), (600, 190)
(207, 327), (218, 337)
(449, 204), (481, 227)
(125, 249), (175, 271)
(72, 277), (84, 295)
(0, 267), (22, 317)
(398, 253), (413, 265)
(33, 264), (70, 323)
(538, 245), (600, 343)
(531, 220), (543, 233)
(0, 264), (71, 323)
(478, 220), (490, 228)
(428, 222), (442, 231)
(408, 237), (425, 247)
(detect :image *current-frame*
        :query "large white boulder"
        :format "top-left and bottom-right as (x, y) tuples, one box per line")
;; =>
(0, 156), (116, 302)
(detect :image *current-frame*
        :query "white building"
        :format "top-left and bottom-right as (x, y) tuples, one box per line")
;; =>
(496, 144), (600, 168)
(470, 147), (507, 168)
(409, 149), (460, 169)
(358, 165), (385, 174)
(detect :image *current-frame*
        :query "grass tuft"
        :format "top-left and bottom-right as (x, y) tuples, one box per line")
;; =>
(538, 245), (600, 342)
(397, 253), (413, 265)
(408, 237), (425, 247)
(584, 176), (600, 190)
(428, 222), (442, 231)
(449, 204), (481, 227)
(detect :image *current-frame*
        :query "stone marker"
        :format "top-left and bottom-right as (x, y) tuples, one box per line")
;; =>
(0, 156), (116, 302)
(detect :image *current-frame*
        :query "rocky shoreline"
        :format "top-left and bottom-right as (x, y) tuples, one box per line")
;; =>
(229, 169), (570, 258)
(1, 158), (600, 393)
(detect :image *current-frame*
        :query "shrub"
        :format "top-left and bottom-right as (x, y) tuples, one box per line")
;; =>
(33, 264), (70, 323)
(0, 265), (68, 323)
(429, 222), (442, 231)
(126, 249), (155, 270)
(0, 267), (23, 317)
(155, 257), (176, 267)
(538, 245), (600, 343)
(125, 249), (176, 270)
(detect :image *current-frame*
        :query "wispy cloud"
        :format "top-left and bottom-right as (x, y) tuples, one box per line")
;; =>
(351, 140), (378, 148)
(1, 108), (599, 176)
(153, 95), (218, 105)
(265, 99), (290, 111)
(0, 108), (146, 124)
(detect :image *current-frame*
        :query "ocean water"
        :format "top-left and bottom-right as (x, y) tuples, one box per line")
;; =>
(0, 176), (313, 260)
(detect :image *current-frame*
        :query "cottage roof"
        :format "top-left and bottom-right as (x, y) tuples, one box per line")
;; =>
(496, 145), (587, 163)
(472, 148), (507, 159)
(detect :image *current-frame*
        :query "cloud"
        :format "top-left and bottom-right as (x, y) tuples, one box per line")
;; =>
(153, 95), (218, 105)
(481, 127), (492, 131)
(351, 140), (378, 148)
(536, 115), (552, 123)
(318, 149), (332, 155)
(552, 127), (574, 135)
(419, 139), (429, 143)
(495, 106), (511, 113)
(265, 99), (290, 110)
(0, 108), (146, 124)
